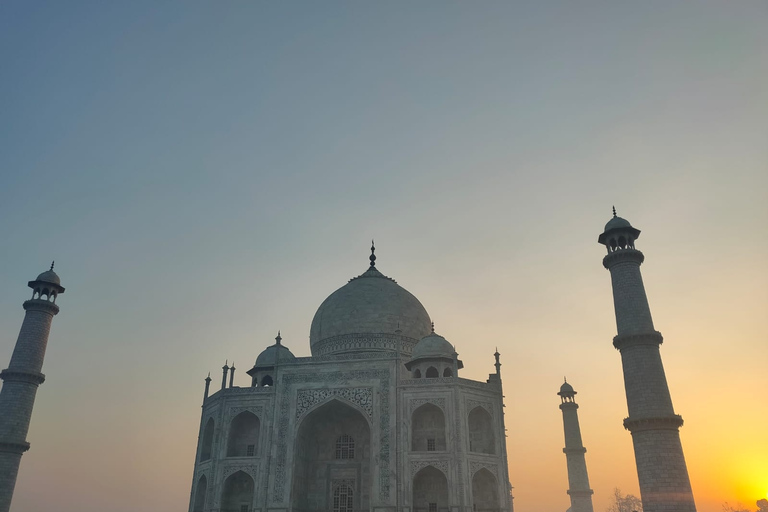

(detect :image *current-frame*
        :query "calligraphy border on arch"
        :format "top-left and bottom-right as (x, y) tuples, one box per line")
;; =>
(272, 369), (391, 503)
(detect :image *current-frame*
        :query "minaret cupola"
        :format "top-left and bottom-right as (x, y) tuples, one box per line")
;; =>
(28, 262), (65, 303)
(558, 379), (576, 403)
(598, 207), (641, 253)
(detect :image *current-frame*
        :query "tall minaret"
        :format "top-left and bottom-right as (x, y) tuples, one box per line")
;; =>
(558, 379), (594, 512)
(0, 264), (65, 512)
(598, 211), (696, 512)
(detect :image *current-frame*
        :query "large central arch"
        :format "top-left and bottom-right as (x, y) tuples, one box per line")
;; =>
(291, 399), (372, 512)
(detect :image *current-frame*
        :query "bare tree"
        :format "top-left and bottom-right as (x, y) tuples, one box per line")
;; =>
(722, 502), (754, 512)
(606, 488), (643, 512)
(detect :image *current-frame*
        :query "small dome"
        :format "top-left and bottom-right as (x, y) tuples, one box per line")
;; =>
(35, 269), (61, 285)
(411, 332), (456, 361)
(558, 381), (576, 397)
(604, 216), (632, 232)
(254, 344), (296, 367)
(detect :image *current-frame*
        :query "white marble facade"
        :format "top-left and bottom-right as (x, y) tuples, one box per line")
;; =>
(188, 253), (512, 512)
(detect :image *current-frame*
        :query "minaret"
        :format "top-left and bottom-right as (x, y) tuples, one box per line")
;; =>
(598, 210), (696, 512)
(557, 379), (594, 512)
(0, 264), (65, 512)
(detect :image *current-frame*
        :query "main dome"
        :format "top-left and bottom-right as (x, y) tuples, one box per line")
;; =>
(310, 266), (432, 356)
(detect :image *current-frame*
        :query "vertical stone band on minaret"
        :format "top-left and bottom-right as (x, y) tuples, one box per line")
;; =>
(599, 213), (696, 512)
(558, 380), (594, 512)
(0, 266), (64, 512)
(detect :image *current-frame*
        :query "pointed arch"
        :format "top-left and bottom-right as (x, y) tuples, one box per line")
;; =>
(468, 406), (495, 454)
(291, 399), (371, 511)
(471, 468), (499, 512)
(413, 465), (448, 512)
(442, 368), (453, 377)
(227, 411), (260, 457)
(200, 418), (214, 462)
(425, 367), (439, 378)
(411, 403), (446, 452)
(221, 470), (254, 512)
(192, 474), (207, 512)
(261, 375), (273, 387)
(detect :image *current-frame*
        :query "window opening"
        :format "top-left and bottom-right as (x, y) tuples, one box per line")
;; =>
(427, 438), (436, 451)
(333, 485), (354, 512)
(335, 434), (355, 459)
(246, 444), (255, 456)
(429, 503), (438, 512)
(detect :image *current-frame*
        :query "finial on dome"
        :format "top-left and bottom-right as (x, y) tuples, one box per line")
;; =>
(564, 376), (567, 383)
(431, 321), (435, 333)
(275, 331), (282, 345)
(612, 206), (617, 217)
(50, 261), (55, 271)
(205, 372), (211, 381)
(369, 240), (376, 268)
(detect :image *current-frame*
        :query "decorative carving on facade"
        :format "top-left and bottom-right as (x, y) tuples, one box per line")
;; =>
(313, 334), (418, 356)
(273, 369), (391, 503)
(222, 463), (258, 479)
(466, 399), (494, 418)
(410, 460), (450, 476)
(228, 405), (264, 421)
(296, 387), (374, 419)
(470, 461), (498, 478)
(331, 478), (356, 491)
(409, 397), (446, 414)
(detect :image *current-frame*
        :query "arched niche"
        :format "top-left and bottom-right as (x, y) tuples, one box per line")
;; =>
(425, 367), (439, 378)
(413, 465), (449, 512)
(261, 375), (273, 387)
(192, 474), (207, 512)
(411, 403), (446, 452)
(472, 468), (499, 512)
(468, 406), (495, 454)
(227, 411), (260, 457)
(200, 418), (214, 462)
(221, 471), (254, 512)
(291, 399), (372, 512)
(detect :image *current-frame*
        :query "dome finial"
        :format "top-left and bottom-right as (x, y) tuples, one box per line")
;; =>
(276, 330), (282, 345)
(50, 261), (55, 271)
(369, 240), (376, 268)
(612, 205), (617, 218)
(431, 321), (435, 333)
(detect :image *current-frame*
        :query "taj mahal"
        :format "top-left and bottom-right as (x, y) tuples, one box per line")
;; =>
(0, 213), (698, 512)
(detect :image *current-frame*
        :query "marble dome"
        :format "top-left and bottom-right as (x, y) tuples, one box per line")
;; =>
(309, 266), (432, 355)
(35, 269), (61, 285)
(603, 216), (632, 232)
(411, 332), (455, 361)
(254, 343), (296, 367)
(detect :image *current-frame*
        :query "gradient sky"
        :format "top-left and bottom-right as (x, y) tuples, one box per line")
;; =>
(0, 2), (766, 512)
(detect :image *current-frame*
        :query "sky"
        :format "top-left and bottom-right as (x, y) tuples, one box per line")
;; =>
(0, 2), (766, 512)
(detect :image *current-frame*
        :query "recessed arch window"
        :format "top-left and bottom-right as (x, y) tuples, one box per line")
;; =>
(335, 434), (355, 459)
(333, 484), (354, 512)
(261, 375), (273, 387)
(414, 368), (422, 378)
(426, 367), (439, 378)
(443, 368), (453, 377)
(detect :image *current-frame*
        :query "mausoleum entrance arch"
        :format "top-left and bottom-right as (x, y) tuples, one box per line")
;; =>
(291, 398), (372, 512)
